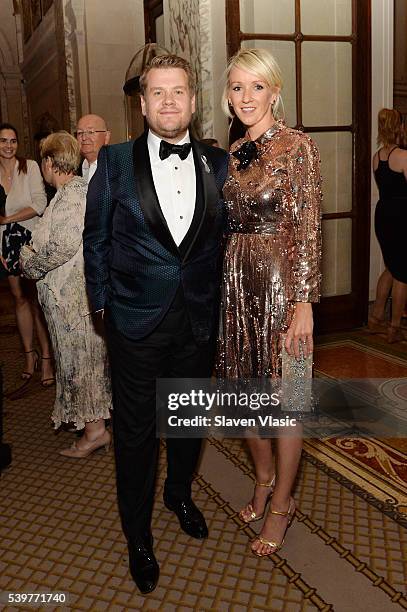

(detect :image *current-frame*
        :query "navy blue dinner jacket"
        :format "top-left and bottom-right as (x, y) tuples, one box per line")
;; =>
(83, 131), (228, 343)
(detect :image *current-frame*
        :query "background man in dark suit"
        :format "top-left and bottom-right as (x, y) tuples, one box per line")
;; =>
(75, 113), (110, 183)
(83, 54), (228, 594)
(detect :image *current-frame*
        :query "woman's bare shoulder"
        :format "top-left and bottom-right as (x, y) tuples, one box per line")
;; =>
(389, 147), (407, 171)
(393, 147), (407, 160)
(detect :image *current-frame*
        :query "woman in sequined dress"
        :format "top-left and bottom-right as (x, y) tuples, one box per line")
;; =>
(218, 48), (322, 557)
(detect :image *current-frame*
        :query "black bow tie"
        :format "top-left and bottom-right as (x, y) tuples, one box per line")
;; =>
(159, 140), (192, 161)
(232, 140), (258, 171)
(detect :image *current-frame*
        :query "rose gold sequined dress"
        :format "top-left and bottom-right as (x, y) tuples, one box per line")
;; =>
(218, 123), (322, 378)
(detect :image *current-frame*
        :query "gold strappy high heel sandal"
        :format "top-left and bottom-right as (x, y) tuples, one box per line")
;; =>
(239, 476), (275, 523)
(251, 498), (296, 557)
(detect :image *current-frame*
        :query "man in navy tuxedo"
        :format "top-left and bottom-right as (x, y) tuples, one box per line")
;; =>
(83, 54), (228, 594)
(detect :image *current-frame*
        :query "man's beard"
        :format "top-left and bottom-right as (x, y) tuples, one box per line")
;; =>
(154, 119), (190, 140)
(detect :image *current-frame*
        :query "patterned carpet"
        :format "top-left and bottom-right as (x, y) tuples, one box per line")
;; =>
(0, 313), (406, 610)
(312, 331), (407, 524)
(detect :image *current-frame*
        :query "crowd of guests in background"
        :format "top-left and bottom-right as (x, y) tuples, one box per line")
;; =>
(0, 115), (112, 454)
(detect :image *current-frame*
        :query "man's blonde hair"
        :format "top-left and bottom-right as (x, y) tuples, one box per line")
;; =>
(222, 48), (283, 119)
(139, 54), (196, 95)
(40, 131), (81, 174)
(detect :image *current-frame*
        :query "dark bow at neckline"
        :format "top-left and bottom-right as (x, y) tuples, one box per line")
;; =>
(232, 140), (258, 171)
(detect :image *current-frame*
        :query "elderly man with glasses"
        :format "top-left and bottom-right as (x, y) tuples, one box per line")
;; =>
(75, 114), (111, 183)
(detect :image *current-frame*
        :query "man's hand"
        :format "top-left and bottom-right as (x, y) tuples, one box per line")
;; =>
(91, 309), (105, 336)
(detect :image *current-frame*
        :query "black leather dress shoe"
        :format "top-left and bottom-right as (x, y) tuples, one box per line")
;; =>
(127, 534), (159, 594)
(164, 495), (208, 539)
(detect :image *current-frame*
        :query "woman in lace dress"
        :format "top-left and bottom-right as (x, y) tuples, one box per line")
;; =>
(218, 48), (322, 556)
(20, 132), (111, 456)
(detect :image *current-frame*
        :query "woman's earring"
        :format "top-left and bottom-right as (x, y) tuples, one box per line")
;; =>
(271, 98), (278, 116)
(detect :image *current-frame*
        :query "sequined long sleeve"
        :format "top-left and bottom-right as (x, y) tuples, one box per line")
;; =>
(288, 136), (322, 303)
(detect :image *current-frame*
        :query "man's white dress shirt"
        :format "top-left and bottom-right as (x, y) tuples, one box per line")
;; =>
(81, 159), (98, 184)
(147, 130), (196, 246)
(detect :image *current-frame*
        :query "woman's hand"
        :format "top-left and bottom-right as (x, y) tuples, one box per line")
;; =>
(0, 255), (9, 271)
(0, 215), (7, 225)
(284, 302), (314, 359)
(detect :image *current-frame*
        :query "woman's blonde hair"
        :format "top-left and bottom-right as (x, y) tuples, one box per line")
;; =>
(377, 108), (403, 147)
(221, 47), (283, 119)
(40, 131), (80, 174)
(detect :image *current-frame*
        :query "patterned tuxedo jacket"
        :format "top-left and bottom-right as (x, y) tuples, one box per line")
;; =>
(83, 131), (228, 343)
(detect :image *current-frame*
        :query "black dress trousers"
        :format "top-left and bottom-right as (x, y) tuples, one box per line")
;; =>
(105, 287), (213, 539)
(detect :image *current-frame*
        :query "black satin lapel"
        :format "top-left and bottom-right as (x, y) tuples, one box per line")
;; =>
(132, 134), (179, 258)
(182, 140), (220, 262)
(195, 140), (220, 223)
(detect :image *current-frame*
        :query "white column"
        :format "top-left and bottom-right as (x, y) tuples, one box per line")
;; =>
(209, 0), (228, 148)
(163, 0), (228, 146)
(370, 0), (393, 299)
(64, 0), (89, 125)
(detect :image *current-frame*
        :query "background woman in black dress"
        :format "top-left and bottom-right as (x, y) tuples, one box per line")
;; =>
(370, 109), (407, 343)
